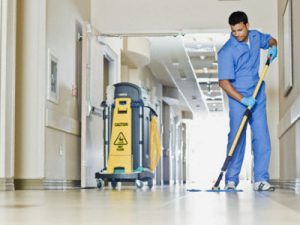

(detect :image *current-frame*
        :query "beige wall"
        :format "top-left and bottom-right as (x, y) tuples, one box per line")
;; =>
(15, 0), (47, 179)
(123, 67), (163, 103)
(0, 0), (16, 185)
(278, 0), (300, 114)
(278, 0), (300, 180)
(45, 0), (90, 181)
(15, 0), (90, 182)
(103, 37), (123, 82)
(121, 37), (163, 106)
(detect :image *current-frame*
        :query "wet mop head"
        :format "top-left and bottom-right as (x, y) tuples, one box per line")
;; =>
(206, 189), (243, 192)
(187, 189), (243, 192)
(187, 187), (243, 192)
(186, 189), (202, 192)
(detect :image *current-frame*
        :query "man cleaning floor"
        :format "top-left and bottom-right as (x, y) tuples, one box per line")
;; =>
(218, 11), (277, 191)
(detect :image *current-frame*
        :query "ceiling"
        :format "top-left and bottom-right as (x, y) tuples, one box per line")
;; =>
(147, 32), (229, 116)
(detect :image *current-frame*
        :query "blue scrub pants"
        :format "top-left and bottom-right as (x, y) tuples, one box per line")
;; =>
(225, 81), (271, 185)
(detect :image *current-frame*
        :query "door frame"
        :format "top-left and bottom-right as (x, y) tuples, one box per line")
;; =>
(80, 23), (119, 187)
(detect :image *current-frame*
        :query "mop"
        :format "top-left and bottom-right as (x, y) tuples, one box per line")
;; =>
(187, 55), (273, 193)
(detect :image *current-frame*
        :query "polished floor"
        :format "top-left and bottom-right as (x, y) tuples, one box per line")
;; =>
(1, 184), (300, 225)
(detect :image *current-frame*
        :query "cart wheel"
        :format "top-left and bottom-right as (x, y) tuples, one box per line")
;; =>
(147, 180), (153, 189)
(96, 179), (104, 190)
(135, 180), (144, 189)
(111, 181), (118, 189)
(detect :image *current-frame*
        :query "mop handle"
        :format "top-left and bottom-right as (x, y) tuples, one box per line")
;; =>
(252, 56), (272, 99)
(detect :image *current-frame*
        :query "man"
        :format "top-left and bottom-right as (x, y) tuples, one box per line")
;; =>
(218, 11), (277, 191)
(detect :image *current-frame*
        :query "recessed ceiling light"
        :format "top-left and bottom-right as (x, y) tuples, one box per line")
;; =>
(172, 59), (179, 67)
(172, 62), (180, 67)
(180, 76), (187, 81)
(195, 68), (218, 74)
(179, 68), (186, 80)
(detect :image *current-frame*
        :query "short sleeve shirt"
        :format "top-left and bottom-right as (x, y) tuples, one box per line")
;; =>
(218, 30), (271, 87)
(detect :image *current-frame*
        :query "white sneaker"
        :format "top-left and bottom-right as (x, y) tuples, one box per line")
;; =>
(254, 181), (275, 191)
(224, 181), (236, 190)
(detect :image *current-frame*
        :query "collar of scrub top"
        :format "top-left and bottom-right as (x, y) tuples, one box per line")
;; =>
(230, 30), (257, 48)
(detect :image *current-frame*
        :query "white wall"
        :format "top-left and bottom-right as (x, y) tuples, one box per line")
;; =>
(91, 0), (277, 33)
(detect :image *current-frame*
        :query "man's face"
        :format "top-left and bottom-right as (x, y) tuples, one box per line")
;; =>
(230, 22), (249, 42)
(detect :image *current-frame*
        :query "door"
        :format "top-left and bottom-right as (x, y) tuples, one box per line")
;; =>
(81, 24), (118, 187)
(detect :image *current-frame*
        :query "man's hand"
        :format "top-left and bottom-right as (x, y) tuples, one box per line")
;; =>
(240, 96), (256, 108)
(267, 46), (278, 62)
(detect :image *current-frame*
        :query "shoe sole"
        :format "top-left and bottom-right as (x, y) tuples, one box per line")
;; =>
(256, 187), (275, 192)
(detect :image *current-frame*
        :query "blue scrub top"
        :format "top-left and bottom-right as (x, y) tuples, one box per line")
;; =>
(218, 30), (271, 89)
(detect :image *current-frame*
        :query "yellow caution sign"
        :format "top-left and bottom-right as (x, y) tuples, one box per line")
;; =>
(107, 98), (132, 174)
(114, 132), (128, 150)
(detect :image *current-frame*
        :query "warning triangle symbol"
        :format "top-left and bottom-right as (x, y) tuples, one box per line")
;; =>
(114, 132), (128, 145)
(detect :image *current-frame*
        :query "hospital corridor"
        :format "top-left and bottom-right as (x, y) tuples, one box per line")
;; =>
(1, 0), (300, 224)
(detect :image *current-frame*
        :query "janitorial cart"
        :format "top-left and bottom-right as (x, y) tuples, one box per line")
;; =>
(95, 82), (161, 189)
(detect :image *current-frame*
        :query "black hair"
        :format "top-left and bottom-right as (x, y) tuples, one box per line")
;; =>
(228, 11), (248, 25)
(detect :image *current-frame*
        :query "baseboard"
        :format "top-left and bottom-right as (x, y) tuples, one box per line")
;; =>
(0, 178), (15, 191)
(14, 179), (44, 190)
(270, 179), (300, 193)
(44, 179), (81, 190)
(14, 179), (81, 190)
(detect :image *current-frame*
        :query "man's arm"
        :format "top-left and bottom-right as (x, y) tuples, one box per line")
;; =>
(269, 37), (277, 47)
(219, 80), (243, 102)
